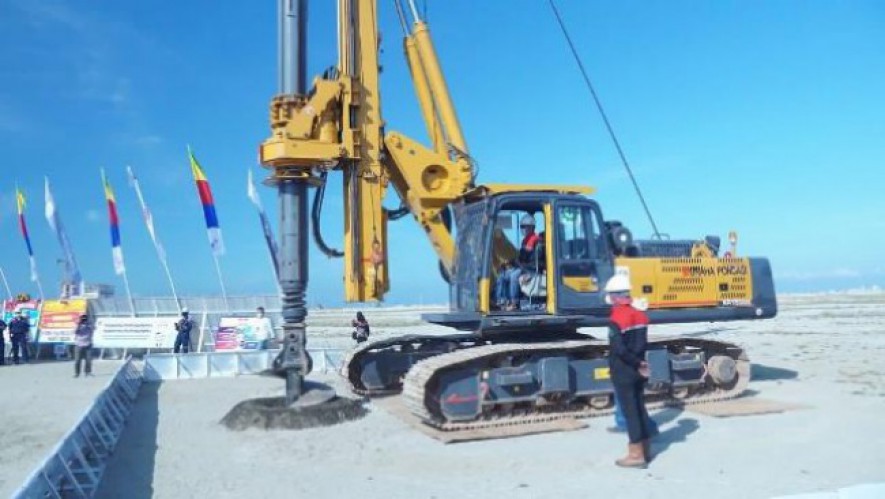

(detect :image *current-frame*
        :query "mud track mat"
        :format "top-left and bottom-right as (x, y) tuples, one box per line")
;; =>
(371, 396), (587, 444)
(683, 397), (810, 417)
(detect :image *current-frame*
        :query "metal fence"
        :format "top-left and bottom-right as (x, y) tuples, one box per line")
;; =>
(89, 295), (282, 318)
(13, 357), (142, 499)
(143, 348), (346, 381)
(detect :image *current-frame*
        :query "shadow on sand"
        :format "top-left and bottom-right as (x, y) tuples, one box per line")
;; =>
(651, 416), (700, 459)
(95, 382), (160, 499)
(751, 364), (799, 382)
(649, 406), (683, 428)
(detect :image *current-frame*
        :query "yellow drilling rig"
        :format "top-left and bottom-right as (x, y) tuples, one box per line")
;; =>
(260, 0), (776, 430)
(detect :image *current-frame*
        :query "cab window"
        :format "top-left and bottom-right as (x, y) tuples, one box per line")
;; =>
(556, 205), (600, 260)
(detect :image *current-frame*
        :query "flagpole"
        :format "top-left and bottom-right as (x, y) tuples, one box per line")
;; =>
(161, 259), (180, 310)
(188, 148), (229, 312)
(127, 165), (182, 310)
(16, 185), (44, 302)
(102, 168), (137, 317)
(0, 266), (12, 300)
(248, 169), (282, 294)
(211, 254), (230, 312)
(121, 269), (136, 316)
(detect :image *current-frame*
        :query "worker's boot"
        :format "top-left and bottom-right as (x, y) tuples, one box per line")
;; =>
(615, 443), (647, 469)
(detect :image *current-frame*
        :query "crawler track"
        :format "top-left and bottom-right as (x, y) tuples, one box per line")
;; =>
(343, 333), (486, 396)
(401, 337), (749, 432)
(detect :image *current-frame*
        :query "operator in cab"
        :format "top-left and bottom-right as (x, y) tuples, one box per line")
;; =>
(495, 214), (541, 311)
(605, 274), (653, 468)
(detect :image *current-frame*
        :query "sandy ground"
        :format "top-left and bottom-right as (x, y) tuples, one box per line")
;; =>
(8, 293), (885, 498)
(0, 359), (123, 497)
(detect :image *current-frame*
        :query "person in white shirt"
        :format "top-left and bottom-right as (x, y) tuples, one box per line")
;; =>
(73, 314), (94, 378)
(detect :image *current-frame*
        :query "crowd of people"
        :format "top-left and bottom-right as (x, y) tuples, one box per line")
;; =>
(0, 310), (34, 365)
(0, 310), (96, 377)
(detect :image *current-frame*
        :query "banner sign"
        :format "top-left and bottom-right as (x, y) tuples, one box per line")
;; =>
(2, 300), (41, 342)
(94, 317), (179, 349)
(214, 317), (272, 351)
(38, 299), (88, 343)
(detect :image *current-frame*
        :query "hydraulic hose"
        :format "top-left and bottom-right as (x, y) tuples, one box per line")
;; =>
(311, 171), (344, 258)
(385, 203), (410, 221)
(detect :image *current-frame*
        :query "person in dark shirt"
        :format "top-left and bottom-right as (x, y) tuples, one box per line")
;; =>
(174, 308), (195, 354)
(605, 274), (652, 468)
(495, 214), (541, 311)
(8, 311), (31, 364)
(351, 312), (370, 344)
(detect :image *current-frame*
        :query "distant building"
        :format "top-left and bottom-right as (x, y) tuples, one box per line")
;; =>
(62, 282), (115, 299)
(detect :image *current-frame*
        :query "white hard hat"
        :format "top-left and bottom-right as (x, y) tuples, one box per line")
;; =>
(181, 307), (189, 314)
(604, 274), (632, 294)
(520, 214), (535, 227)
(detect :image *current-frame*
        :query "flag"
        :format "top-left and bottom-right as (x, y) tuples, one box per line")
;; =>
(188, 146), (225, 256)
(44, 178), (82, 288)
(126, 165), (167, 264)
(15, 187), (39, 282)
(248, 169), (280, 280)
(102, 169), (126, 275)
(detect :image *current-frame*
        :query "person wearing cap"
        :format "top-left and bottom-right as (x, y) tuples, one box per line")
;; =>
(174, 308), (194, 354)
(73, 313), (94, 377)
(495, 213), (541, 311)
(605, 273), (653, 468)
(8, 310), (31, 364)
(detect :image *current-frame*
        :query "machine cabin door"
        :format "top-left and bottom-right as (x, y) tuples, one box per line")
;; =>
(553, 202), (613, 315)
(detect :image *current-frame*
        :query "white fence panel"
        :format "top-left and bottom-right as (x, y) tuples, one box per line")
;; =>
(13, 358), (142, 499)
(143, 348), (345, 381)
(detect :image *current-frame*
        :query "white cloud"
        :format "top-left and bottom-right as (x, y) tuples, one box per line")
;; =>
(10, 1), (146, 109)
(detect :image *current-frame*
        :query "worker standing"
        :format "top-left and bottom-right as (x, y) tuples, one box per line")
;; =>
(608, 392), (659, 436)
(173, 308), (194, 354)
(351, 311), (370, 344)
(255, 306), (274, 349)
(8, 311), (31, 364)
(605, 274), (653, 468)
(72, 313), (94, 378)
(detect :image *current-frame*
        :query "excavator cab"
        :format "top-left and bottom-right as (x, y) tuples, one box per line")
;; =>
(425, 186), (620, 334)
(424, 185), (778, 335)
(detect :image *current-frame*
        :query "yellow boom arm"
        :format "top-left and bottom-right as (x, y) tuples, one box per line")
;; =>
(259, 0), (474, 301)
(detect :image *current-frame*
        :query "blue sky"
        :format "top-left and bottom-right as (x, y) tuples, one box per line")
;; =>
(0, 1), (883, 305)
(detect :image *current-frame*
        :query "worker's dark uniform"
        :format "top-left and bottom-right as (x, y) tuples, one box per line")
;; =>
(0, 319), (6, 365)
(608, 302), (651, 444)
(352, 320), (370, 343)
(8, 316), (30, 364)
(173, 317), (194, 354)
